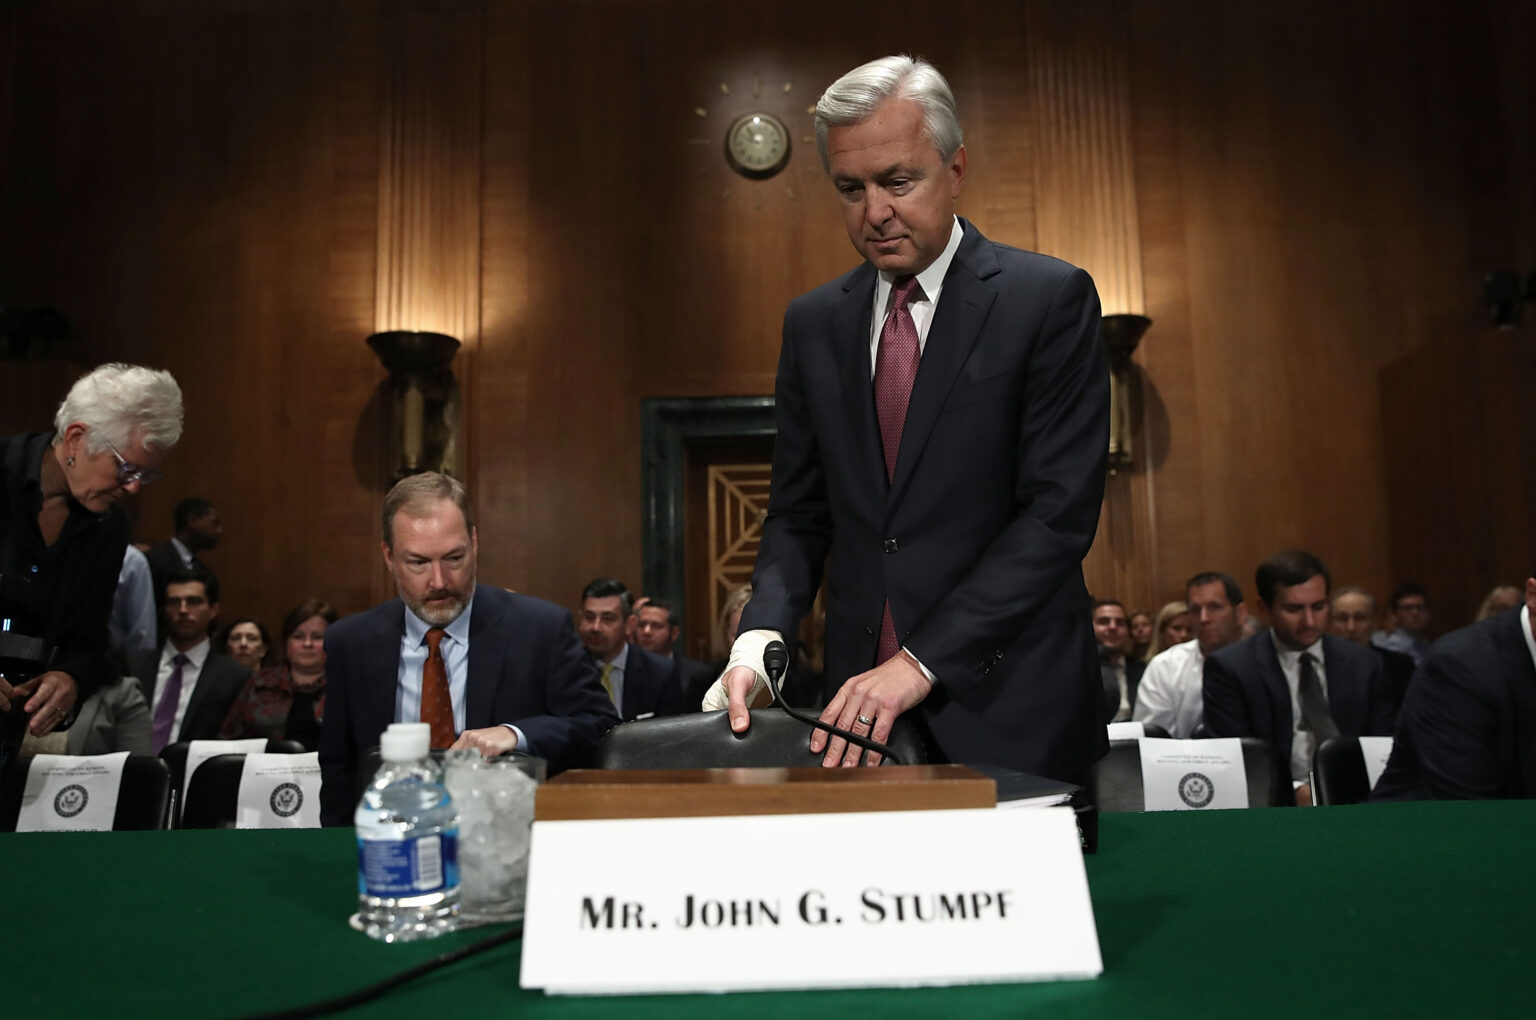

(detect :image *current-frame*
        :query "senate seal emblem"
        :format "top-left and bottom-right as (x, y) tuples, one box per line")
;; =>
(54, 784), (89, 818)
(270, 782), (303, 817)
(1178, 772), (1215, 808)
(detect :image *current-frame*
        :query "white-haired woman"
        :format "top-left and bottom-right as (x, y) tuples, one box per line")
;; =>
(0, 363), (182, 775)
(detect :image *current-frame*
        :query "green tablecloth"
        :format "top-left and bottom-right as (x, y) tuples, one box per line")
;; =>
(14, 800), (1532, 1017)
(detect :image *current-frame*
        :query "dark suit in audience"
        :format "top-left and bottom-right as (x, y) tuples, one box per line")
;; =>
(130, 646), (249, 744)
(1374, 603), (1536, 800)
(614, 643), (684, 721)
(1204, 630), (1394, 774)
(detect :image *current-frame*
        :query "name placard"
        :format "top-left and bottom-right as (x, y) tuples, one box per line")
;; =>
(520, 807), (1101, 995)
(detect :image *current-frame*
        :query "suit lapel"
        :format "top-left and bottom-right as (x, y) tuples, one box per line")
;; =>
(832, 264), (887, 498)
(179, 655), (220, 739)
(1320, 636), (1361, 732)
(367, 605), (406, 734)
(1254, 634), (1293, 748)
(888, 222), (999, 506)
(464, 585), (503, 729)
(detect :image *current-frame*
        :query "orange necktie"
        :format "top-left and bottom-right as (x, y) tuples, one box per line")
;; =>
(421, 627), (455, 748)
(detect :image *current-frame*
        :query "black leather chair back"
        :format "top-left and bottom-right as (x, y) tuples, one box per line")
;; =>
(179, 754), (247, 829)
(594, 710), (928, 769)
(0, 754), (172, 831)
(160, 738), (306, 797)
(1089, 737), (1287, 812)
(1312, 736), (1375, 806)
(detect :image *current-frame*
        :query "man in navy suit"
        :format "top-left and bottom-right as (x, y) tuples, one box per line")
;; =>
(1373, 577), (1536, 800)
(578, 578), (683, 722)
(709, 56), (1109, 783)
(1204, 550), (1395, 805)
(319, 473), (618, 825)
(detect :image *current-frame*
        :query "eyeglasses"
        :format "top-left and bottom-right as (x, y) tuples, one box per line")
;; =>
(104, 439), (164, 487)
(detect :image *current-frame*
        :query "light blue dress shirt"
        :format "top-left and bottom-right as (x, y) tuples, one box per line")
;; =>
(393, 594), (530, 752)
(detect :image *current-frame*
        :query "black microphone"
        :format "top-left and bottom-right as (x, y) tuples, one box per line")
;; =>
(762, 639), (904, 766)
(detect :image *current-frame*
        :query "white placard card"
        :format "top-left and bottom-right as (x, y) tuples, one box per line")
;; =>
(181, 738), (267, 820)
(17, 752), (130, 832)
(520, 807), (1101, 995)
(1358, 736), (1394, 791)
(235, 752), (321, 828)
(1107, 721), (1146, 741)
(1139, 737), (1249, 811)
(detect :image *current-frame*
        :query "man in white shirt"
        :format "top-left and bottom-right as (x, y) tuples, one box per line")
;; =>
(1204, 551), (1394, 805)
(130, 568), (248, 752)
(1133, 572), (1248, 737)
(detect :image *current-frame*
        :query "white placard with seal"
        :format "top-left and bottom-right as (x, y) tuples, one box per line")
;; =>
(182, 738), (267, 820)
(1139, 737), (1249, 811)
(520, 807), (1101, 995)
(1107, 721), (1145, 741)
(16, 752), (130, 832)
(1358, 736), (1394, 791)
(235, 752), (321, 828)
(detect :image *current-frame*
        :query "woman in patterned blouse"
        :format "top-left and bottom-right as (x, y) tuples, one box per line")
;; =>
(219, 598), (337, 750)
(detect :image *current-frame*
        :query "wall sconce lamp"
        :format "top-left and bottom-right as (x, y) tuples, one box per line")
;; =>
(1100, 313), (1151, 473)
(367, 330), (462, 479)
(1485, 271), (1535, 329)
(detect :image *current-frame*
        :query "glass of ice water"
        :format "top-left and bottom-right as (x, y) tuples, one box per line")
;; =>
(442, 749), (545, 925)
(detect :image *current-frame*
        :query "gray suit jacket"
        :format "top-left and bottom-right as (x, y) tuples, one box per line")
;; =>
(65, 675), (153, 755)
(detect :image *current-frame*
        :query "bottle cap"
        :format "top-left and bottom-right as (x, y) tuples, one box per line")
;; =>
(380, 722), (432, 762)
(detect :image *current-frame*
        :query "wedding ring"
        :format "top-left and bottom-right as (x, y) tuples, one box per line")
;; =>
(856, 715), (874, 726)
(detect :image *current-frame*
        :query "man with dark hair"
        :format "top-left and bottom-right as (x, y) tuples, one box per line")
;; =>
(707, 55), (1108, 782)
(1373, 582), (1431, 664)
(634, 595), (711, 713)
(319, 473), (618, 825)
(1204, 550), (1394, 804)
(144, 496), (221, 636)
(1092, 599), (1141, 723)
(129, 567), (248, 752)
(579, 579), (683, 722)
(1374, 575), (1536, 800)
(1133, 572), (1249, 738)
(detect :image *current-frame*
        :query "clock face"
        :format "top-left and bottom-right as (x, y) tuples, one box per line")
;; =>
(725, 112), (791, 178)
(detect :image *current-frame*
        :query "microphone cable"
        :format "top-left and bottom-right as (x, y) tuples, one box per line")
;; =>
(761, 638), (905, 766)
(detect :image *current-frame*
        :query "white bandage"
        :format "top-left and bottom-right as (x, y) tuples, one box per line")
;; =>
(700, 629), (784, 711)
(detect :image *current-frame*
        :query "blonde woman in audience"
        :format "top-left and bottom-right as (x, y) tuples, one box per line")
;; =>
(1128, 609), (1154, 662)
(1143, 600), (1192, 662)
(1475, 585), (1521, 622)
(219, 599), (337, 750)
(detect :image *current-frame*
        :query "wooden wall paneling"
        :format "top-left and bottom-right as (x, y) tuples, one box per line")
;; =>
(1019, 1), (1156, 610)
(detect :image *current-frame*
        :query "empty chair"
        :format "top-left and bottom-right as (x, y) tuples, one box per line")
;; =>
(1, 754), (172, 831)
(1312, 736), (1390, 806)
(595, 710), (929, 769)
(181, 752), (322, 829)
(1089, 737), (1287, 812)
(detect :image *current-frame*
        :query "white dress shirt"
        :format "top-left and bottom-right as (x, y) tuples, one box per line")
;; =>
(170, 536), (195, 569)
(1131, 639), (1205, 738)
(149, 636), (211, 740)
(391, 594), (528, 751)
(1271, 630), (1327, 782)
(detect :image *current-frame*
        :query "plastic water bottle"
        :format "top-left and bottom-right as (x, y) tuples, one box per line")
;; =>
(355, 722), (461, 941)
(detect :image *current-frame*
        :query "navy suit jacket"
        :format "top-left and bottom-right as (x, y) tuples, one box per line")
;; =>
(611, 644), (683, 721)
(1374, 606), (1536, 800)
(131, 648), (250, 743)
(319, 584), (619, 825)
(739, 219), (1110, 783)
(1203, 631), (1394, 769)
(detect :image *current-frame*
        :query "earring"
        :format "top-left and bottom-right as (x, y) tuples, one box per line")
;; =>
(66, 456), (74, 467)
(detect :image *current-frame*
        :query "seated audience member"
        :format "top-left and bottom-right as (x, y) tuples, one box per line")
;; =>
(1476, 585), (1522, 622)
(1144, 600), (1192, 663)
(1331, 586), (1415, 715)
(1093, 599), (1142, 723)
(145, 497), (222, 634)
(1372, 582), (1431, 664)
(217, 617), (273, 673)
(1204, 550), (1394, 805)
(319, 473), (618, 825)
(1374, 576), (1536, 800)
(1134, 573), (1248, 738)
(578, 578), (683, 722)
(220, 600), (337, 750)
(633, 595), (712, 713)
(1128, 609), (1154, 663)
(109, 544), (157, 666)
(21, 673), (153, 756)
(132, 568), (250, 753)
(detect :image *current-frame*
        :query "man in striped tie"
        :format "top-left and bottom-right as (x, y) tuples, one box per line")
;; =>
(319, 473), (618, 825)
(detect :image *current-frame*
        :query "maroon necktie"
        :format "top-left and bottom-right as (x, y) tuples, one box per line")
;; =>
(873, 276), (921, 664)
(421, 627), (455, 748)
